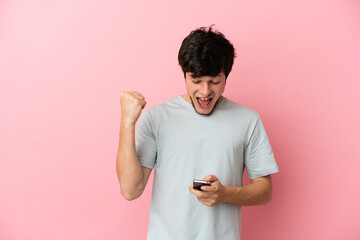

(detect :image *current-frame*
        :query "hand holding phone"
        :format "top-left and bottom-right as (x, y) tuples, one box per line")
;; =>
(193, 179), (211, 191)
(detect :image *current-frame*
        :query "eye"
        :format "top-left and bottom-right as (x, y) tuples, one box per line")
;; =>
(210, 81), (220, 85)
(192, 81), (201, 84)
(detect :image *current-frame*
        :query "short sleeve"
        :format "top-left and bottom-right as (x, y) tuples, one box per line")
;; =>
(136, 110), (157, 169)
(244, 117), (279, 179)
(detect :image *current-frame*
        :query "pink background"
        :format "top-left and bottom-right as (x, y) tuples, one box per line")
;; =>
(1, 0), (359, 239)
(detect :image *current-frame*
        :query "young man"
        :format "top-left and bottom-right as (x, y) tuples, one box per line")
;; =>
(117, 26), (279, 240)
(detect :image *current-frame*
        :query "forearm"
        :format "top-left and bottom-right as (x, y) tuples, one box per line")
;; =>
(116, 122), (145, 200)
(222, 179), (272, 206)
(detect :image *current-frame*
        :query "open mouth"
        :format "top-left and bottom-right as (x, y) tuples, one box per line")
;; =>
(196, 97), (213, 109)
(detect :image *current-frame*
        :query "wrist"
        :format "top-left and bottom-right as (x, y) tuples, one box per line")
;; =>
(120, 120), (136, 129)
(221, 185), (242, 204)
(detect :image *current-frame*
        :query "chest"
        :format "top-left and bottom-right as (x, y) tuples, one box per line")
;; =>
(156, 116), (248, 167)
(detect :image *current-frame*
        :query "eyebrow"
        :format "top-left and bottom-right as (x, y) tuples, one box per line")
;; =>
(190, 73), (224, 80)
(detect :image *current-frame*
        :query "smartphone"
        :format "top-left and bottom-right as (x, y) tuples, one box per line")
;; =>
(193, 179), (211, 191)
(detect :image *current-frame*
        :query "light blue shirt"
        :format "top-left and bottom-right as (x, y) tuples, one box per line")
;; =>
(136, 96), (279, 240)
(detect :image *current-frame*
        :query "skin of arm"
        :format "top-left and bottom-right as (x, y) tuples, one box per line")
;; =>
(116, 91), (152, 201)
(188, 175), (273, 206)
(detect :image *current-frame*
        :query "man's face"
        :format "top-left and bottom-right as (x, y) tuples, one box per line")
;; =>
(185, 72), (226, 115)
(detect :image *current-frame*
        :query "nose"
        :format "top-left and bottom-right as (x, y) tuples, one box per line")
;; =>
(199, 82), (212, 96)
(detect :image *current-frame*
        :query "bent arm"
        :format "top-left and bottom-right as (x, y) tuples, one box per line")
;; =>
(222, 175), (273, 206)
(116, 122), (152, 201)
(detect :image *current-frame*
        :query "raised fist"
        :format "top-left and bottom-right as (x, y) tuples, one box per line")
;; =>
(120, 91), (147, 125)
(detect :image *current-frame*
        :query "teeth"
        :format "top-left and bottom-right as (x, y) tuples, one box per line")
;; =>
(199, 98), (210, 100)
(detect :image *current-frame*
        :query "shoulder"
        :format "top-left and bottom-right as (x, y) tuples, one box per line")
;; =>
(221, 97), (260, 121)
(141, 96), (183, 120)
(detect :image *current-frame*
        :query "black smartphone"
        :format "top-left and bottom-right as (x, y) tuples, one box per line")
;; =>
(193, 179), (211, 191)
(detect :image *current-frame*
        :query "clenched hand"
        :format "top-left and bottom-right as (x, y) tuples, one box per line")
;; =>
(120, 91), (147, 126)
